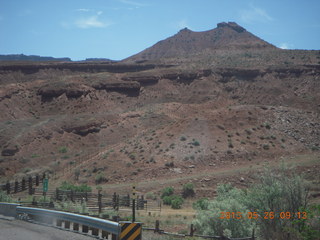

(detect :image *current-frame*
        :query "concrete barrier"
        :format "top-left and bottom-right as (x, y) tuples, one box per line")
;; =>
(0, 203), (21, 217)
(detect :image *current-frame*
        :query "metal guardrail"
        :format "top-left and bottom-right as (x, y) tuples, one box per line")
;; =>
(16, 206), (120, 238)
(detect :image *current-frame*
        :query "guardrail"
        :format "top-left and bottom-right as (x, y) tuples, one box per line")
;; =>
(16, 206), (122, 239)
(0, 203), (142, 239)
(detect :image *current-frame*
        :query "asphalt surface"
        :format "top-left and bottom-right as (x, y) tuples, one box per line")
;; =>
(0, 216), (96, 240)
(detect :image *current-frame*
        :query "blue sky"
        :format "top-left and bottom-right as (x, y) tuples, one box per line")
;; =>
(1, 0), (319, 60)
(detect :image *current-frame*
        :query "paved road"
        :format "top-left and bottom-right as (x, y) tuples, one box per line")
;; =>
(0, 217), (95, 240)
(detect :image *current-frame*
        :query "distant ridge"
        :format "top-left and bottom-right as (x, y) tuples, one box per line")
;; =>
(0, 54), (71, 62)
(124, 22), (277, 62)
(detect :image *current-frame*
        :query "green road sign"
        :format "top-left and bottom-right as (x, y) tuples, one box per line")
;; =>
(43, 178), (48, 192)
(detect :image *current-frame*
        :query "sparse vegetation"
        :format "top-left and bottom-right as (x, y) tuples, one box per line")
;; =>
(95, 173), (107, 184)
(59, 146), (68, 153)
(180, 136), (187, 141)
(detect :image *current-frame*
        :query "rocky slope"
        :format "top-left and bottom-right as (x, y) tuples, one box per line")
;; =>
(0, 22), (319, 196)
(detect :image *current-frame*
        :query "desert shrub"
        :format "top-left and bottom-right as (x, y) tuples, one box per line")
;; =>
(182, 183), (195, 198)
(192, 140), (200, 146)
(0, 190), (12, 202)
(171, 196), (184, 209)
(193, 165), (312, 239)
(193, 184), (252, 238)
(244, 166), (309, 240)
(162, 195), (184, 209)
(162, 196), (173, 205)
(95, 173), (107, 184)
(180, 136), (187, 141)
(59, 146), (68, 153)
(161, 186), (174, 199)
(193, 198), (209, 210)
(59, 181), (91, 192)
(146, 192), (157, 200)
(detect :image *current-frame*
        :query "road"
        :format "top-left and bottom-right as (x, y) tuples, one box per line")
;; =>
(0, 217), (95, 240)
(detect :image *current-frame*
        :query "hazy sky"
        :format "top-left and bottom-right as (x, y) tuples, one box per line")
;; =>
(1, 0), (319, 60)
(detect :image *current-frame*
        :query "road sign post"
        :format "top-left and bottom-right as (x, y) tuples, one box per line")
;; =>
(43, 178), (48, 201)
(132, 185), (136, 222)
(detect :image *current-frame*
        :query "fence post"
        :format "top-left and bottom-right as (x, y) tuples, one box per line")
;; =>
(141, 195), (144, 210)
(190, 224), (196, 236)
(28, 176), (33, 195)
(21, 178), (26, 191)
(35, 175), (39, 186)
(6, 181), (10, 194)
(56, 188), (59, 201)
(127, 194), (130, 207)
(98, 190), (102, 214)
(116, 194), (120, 211)
(113, 192), (117, 209)
(70, 189), (74, 202)
(14, 180), (18, 193)
(154, 220), (160, 233)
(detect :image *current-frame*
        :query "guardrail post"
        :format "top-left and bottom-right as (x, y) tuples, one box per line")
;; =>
(82, 225), (89, 233)
(92, 227), (99, 236)
(56, 219), (62, 227)
(64, 221), (70, 229)
(73, 222), (79, 231)
(28, 176), (33, 195)
(6, 181), (10, 194)
(102, 230), (109, 239)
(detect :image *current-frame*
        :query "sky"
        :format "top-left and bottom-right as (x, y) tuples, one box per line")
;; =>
(0, 0), (319, 61)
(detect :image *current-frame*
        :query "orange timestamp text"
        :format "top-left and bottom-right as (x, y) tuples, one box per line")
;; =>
(219, 211), (307, 220)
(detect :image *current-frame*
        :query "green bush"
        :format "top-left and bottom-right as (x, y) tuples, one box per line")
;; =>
(182, 183), (195, 198)
(161, 186), (174, 199)
(193, 184), (252, 237)
(162, 195), (184, 209)
(59, 181), (91, 192)
(171, 196), (184, 209)
(95, 173), (107, 184)
(193, 165), (313, 239)
(0, 190), (12, 202)
(162, 196), (173, 205)
(146, 192), (157, 200)
(59, 146), (68, 153)
(193, 198), (209, 210)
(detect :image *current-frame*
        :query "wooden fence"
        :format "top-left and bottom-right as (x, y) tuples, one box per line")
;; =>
(0, 173), (46, 195)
